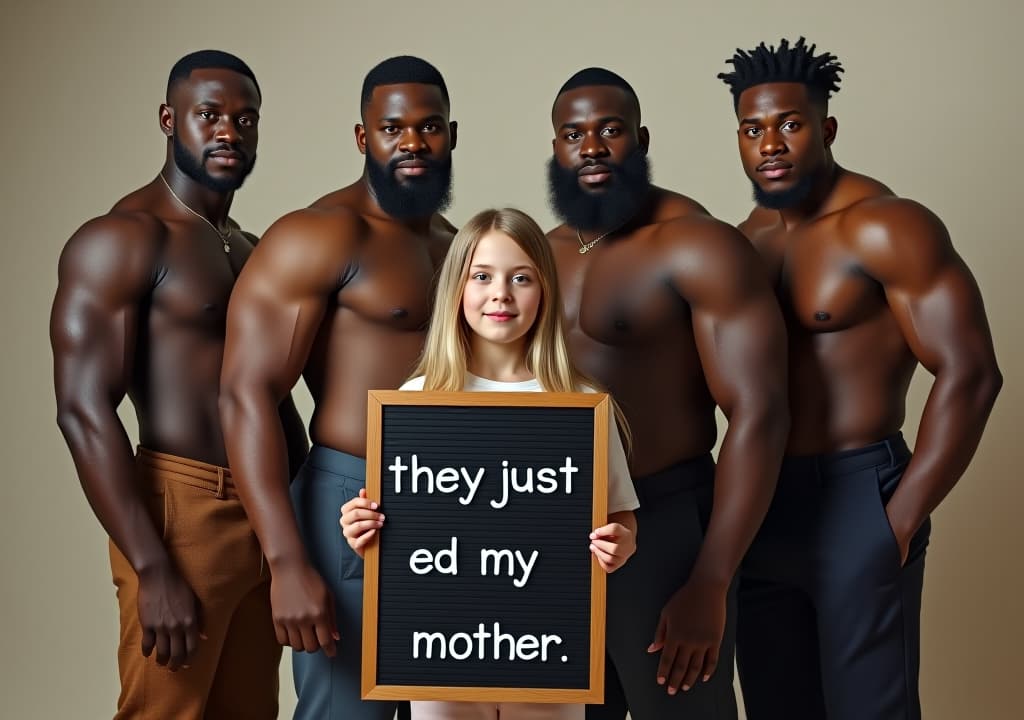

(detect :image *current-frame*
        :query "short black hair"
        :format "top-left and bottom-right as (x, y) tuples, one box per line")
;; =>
(360, 56), (449, 112)
(166, 49), (260, 102)
(553, 67), (641, 120)
(718, 37), (843, 111)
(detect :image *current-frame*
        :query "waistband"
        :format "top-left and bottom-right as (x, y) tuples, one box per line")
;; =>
(633, 453), (715, 506)
(136, 446), (236, 499)
(780, 433), (910, 479)
(306, 444), (367, 479)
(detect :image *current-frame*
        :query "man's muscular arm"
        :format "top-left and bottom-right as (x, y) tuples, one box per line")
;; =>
(220, 209), (358, 657)
(648, 217), (789, 694)
(852, 199), (1002, 562)
(243, 229), (311, 478)
(51, 215), (200, 671)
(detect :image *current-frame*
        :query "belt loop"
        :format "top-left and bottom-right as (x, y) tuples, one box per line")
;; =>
(884, 437), (897, 468)
(216, 467), (226, 499)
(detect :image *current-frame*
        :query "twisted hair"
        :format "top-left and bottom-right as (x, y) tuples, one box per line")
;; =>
(718, 37), (843, 111)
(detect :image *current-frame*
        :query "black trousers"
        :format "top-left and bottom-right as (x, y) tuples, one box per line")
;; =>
(588, 454), (738, 720)
(737, 434), (931, 720)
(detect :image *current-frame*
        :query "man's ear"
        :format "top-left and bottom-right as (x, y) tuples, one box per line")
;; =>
(159, 104), (174, 138)
(355, 123), (367, 155)
(638, 126), (650, 154)
(449, 120), (458, 151)
(823, 116), (838, 148)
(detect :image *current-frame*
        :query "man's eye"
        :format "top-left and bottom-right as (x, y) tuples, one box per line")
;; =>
(383, 126), (400, 134)
(744, 127), (762, 138)
(199, 111), (215, 120)
(782, 121), (800, 131)
(601, 127), (620, 137)
(565, 132), (582, 141)
(422, 124), (438, 133)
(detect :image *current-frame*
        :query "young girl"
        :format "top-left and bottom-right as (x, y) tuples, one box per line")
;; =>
(341, 208), (638, 720)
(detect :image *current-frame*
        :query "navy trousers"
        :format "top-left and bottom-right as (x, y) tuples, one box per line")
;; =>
(290, 445), (410, 720)
(588, 454), (738, 720)
(737, 434), (930, 720)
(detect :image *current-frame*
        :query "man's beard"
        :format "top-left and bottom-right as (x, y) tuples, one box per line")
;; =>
(752, 173), (815, 210)
(547, 148), (650, 232)
(365, 153), (453, 220)
(173, 134), (255, 193)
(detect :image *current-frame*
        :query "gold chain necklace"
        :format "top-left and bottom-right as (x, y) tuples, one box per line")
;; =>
(158, 173), (232, 253)
(576, 226), (618, 254)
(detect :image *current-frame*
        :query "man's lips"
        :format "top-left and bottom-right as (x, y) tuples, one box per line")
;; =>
(208, 149), (243, 167)
(578, 164), (611, 185)
(758, 161), (792, 179)
(396, 159), (430, 177)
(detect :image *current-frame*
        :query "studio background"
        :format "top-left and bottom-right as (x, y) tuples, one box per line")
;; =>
(1, 1), (1019, 717)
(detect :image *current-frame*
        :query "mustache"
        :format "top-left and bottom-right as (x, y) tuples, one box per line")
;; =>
(203, 143), (248, 163)
(386, 153), (442, 172)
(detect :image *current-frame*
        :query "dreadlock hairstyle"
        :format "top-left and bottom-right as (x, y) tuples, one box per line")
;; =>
(718, 37), (844, 112)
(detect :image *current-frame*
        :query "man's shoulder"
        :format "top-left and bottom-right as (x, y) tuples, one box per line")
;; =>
(261, 198), (370, 255)
(649, 186), (712, 221)
(62, 194), (170, 269)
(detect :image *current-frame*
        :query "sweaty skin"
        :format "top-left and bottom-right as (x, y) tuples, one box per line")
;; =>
(735, 81), (1002, 562)
(219, 82), (456, 657)
(51, 68), (307, 673)
(548, 85), (789, 694)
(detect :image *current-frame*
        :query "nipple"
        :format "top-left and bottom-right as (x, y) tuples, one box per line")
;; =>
(814, 311), (831, 322)
(391, 308), (409, 319)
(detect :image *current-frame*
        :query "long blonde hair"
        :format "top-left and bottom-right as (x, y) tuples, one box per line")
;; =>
(412, 207), (631, 449)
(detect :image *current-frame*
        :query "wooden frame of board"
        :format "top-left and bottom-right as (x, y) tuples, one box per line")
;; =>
(361, 390), (609, 703)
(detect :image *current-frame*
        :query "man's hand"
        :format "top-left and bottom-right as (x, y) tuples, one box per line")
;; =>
(647, 578), (728, 694)
(340, 488), (385, 558)
(137, 563), (202, 671)
(269, 560), (339, 657)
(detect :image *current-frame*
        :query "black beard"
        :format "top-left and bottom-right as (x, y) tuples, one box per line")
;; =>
(365, 152), (453, 220)
(547, 148), (650, 232)
(172, 134), (255, 193)
(752, 173), (815, 210)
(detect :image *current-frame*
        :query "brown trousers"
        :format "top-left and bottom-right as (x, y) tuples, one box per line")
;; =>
(109, 448), (280, 719)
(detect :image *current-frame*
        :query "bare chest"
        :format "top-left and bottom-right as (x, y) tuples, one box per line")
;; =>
(338, 240), (443, 330)
(772, 233), (886, 332)
(150, 237), (247, 333)
(557, 244), (683, 345)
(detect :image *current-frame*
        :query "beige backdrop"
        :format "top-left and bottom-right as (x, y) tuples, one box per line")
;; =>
(2, 0), (1020, 717)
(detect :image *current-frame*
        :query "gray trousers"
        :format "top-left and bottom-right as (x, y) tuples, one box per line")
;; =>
(290, 445), (410, 720)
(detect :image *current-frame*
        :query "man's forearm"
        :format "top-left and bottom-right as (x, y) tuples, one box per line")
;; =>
(888, 364), (1002, 535)
(689, 400), (787, 588)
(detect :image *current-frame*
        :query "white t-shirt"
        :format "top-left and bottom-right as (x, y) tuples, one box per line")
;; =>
(400, 373), (639, 514)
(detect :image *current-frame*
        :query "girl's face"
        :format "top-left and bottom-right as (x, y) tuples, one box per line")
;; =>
(462, 230), (542, 355)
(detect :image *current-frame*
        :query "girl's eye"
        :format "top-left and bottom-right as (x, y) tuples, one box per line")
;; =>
(513, 274), (532, 284)
(472, 272), (489, 281)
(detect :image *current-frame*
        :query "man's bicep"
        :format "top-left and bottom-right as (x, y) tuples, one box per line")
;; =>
(683, 236), (787, 416)
(692, 290), (787, 417)
(51, 225), (157, 404)
(223, 246), (335, 396)
(886, 259), (997, 375)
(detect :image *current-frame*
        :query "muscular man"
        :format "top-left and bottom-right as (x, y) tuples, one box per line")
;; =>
(219, 56), (456, 720)
(718, 38), (1002, 720)
(51, 50), (308, 719)
(545, 68), (789, 720)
